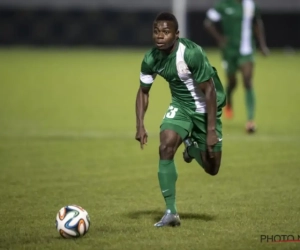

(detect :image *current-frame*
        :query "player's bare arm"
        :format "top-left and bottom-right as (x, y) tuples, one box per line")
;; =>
(254, 17), (269, 56)
(203, 19), (226, 49)
(135, 86), (150, 149)
(198, 78), (219, 158)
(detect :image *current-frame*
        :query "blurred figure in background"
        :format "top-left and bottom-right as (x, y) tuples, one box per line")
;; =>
(204, 0), (269, 133)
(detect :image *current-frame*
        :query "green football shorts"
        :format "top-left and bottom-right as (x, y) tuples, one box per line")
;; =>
(160, 104), (223, 152)
(222, 49), (254, 75)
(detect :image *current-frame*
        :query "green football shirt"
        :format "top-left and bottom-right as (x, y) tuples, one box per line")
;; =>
(206, 0), (260, 54)
(140, 38), (226, 114)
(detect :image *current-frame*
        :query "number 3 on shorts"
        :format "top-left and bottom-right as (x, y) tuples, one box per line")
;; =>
(164, 105), (178, 119)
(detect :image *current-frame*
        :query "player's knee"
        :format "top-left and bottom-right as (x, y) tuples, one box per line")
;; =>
(227, 76), (237, 88)
(159, 143), (176, 159)
(205, 162), (221, 176)
(206, 167), (220, 176)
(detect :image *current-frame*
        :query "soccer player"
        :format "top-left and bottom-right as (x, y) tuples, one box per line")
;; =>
(135, 12), (226, 227)
(204, 0), (269, 133)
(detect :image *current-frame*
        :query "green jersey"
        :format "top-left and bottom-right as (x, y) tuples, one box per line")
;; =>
(207, 0), (260, 54)
(140, 38), (226, 114)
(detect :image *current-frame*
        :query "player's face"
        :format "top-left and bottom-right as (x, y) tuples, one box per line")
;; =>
(153, 21), (179, 51)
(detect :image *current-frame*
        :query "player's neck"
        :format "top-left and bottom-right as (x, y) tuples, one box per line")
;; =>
(161, 40), (179, 55)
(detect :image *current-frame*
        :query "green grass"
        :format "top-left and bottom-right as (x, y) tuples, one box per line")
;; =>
(0, 47), (299, 250)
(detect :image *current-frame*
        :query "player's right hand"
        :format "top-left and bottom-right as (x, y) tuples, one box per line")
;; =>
(135, 126), (148, 149)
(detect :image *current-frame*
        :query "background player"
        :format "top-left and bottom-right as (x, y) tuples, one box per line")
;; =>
(204, 0), (269, 133)
(135, 12), (226, 227)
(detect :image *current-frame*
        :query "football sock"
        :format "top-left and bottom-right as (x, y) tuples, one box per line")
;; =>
(187, 146), (205, 169)
(245, 88), (255, 120)
(158, 160), (178, 214)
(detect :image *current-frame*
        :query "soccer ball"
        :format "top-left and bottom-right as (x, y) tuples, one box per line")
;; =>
(55, 205), (90, 238)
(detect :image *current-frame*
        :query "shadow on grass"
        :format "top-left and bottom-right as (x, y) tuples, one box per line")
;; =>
(127, 209), (216, 222)
(49, 234), (90, 241)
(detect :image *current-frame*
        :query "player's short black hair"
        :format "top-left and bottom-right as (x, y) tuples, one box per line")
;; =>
(154, 12), (179, 31)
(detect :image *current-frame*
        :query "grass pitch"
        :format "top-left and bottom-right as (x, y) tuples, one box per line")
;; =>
(0, 47), (299, 250)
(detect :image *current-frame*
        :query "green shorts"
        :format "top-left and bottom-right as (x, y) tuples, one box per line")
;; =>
(160, 104), (223, 152)
(222, 49), (254, 75)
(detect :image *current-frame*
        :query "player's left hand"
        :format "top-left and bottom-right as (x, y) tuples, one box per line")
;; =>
(207, 131), (218, 158)
(260, 46), (270, 56)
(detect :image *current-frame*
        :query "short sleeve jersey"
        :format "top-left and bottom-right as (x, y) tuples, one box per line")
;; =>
(140, 38), (226, 113)
(206, 0), (260, 54)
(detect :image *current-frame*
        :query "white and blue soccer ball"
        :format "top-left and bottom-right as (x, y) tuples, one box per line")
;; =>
(55, 205), (90, 238)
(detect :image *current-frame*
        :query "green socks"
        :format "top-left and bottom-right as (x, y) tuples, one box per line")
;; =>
(245, 88), (255, 120)
(158, 160), (178, 214)
(187, 146), (205, 169)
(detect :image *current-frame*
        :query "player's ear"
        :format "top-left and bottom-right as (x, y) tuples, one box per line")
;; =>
(175, 30), (179, 39)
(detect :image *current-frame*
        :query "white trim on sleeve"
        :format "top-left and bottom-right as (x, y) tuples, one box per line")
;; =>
(207, 8), (222, 22)
(140, 72), (156, 84)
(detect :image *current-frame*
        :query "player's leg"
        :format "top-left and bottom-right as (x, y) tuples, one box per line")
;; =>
(155, 128), (183, 227)
(158, 128), (183, 214)
(200, 151), (222, 176)
(183, 109), (223, 176)
(222, 51), (238, 119)
(155, 105), (192, 227)
(239, 55), (256, 133)
(224, 72), (237, 119)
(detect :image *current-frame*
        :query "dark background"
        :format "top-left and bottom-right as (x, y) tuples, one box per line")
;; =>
(0, 0), (299, 48)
